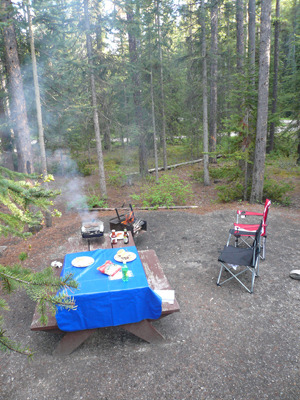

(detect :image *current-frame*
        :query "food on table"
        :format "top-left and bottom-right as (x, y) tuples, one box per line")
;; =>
(71, 256), (94, 268)
(97, 260), (121, 276)
(114, 250), (136, 262)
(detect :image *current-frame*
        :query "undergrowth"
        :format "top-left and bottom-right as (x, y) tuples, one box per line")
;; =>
(193, 157), (297, 205)
(130, 174), (193, 207)
(66, 194), (108, 210)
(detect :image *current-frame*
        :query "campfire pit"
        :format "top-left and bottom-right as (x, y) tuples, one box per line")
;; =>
(109, 204), (147, 236)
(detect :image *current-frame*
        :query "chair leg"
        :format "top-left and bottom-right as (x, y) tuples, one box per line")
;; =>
(235, 236), (239, 247)
(262, 237), (266, 260)
(217, 262), (254, 293)
(235, 236), (252, 249)
(217, 264), (224, 286)
(250, 269), (256, 293)
(226, 232), (232, 246)
(255, 252), (260, 277)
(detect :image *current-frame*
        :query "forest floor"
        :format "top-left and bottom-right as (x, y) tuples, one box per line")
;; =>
(1, 166), (300, 399)
(0, 163), (300, 268)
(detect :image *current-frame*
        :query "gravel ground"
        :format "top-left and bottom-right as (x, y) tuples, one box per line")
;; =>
(1, 208), (300, 400)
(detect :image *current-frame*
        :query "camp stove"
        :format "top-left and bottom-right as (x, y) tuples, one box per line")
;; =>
(81, 218), (104, 239)
(109, 204), (147, 236)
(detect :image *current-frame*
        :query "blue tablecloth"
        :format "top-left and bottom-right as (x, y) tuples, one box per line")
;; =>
(56, 246), (162, 332)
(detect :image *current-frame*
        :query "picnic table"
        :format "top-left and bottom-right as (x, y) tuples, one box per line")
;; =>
(31, 232), (180, 356)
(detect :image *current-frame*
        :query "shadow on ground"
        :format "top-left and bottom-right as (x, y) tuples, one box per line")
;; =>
(1, 209), (300, 400)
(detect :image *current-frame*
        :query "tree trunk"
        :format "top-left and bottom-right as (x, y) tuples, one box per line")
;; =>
(267, 0), (280, 153)
(95, 1), (103, 53)
(0, 67), (14, 170)
(242, 0), (256, 201)
(201, 0), (210, 186)
(209, 0), (218, 164)
(236, 0), (244, 75)
(1, 0), (33, 174)
(126, 7), (148, 177)
(250, 0), (272, 203)
(27, 2), (47, 177)
(149, 32), (159, 183)
(150, 67), (159, 183)
(84, 0), (107, 197)
(297, 119), (300, 165)
(156, 0), (167, 171)
(225, 3), (232, 122)
(105, 123), (112, 152)
(236, 0), (245, 128)
(248, 0), (256, 87)
(28, 2), (53, 228)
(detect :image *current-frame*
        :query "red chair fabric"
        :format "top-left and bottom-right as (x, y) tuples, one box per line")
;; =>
(231, 199), (271, 259)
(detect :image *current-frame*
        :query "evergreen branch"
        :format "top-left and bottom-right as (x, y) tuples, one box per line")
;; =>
(0, 264), (78, 302)
(0, 155), (66, 357)
(0, 298), (9, 311)
(47, 293), (77, 309)
(33, 290), (77, 327)
(0, 270), (38, 287)
(0, 329), (33, 357)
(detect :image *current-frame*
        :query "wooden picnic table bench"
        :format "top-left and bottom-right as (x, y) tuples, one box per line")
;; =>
(30, 233), (180, 356)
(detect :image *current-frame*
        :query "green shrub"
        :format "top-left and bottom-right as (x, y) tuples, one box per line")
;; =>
(107, 168), (127, 187)
(86, 195), (108, 209)
(47, 161), (61, 175)
(66, 194), (108, 210)
(131, 174), (193, 207)
(216, 176), (293, 205)
(263, 178), (293, 206)
(192, 164), (243, 184)
(18, 252), (28, 262)
(210, 164), (242, 180)
(271, 133), (297, 158)
(77, 160), (93, 176)
(192, 170), (203, 184)
(216, 182), (244, 203)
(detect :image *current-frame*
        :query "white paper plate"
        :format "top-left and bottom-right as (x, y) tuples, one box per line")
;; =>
(110, 231), (124, 240)
(114, 252), (136, 263)
(71, 256), (94, 268)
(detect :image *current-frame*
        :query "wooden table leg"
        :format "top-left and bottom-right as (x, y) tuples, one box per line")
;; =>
(52, 329), (96, 356)
(121, 320), (164, 343)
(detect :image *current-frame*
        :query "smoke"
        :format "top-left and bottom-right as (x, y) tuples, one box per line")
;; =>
(36, 148), (92, 222)
(65, 175), (88, 211)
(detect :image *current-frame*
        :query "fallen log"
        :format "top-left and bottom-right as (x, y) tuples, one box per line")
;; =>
(128, 158), (204, 176)
(76, 205), (199, 212)
(136, 205), (199, 210)
(148, 158), (203, 173)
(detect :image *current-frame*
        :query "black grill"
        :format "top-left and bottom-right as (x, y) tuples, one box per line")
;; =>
(81, 219), (104, 238)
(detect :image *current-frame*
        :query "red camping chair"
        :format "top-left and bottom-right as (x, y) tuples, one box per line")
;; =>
(229, 199), (271, 260)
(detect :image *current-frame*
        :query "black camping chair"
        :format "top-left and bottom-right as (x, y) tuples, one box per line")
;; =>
(216, 221), (263, 294)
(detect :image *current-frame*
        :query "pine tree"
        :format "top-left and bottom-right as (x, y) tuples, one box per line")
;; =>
(0, 168), (78, 356)
(201, 0), (210, 186)
(0, 0), (34, 173)
(250, 0), (272, 203)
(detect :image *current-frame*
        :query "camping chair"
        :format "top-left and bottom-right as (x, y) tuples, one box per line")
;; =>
(230, 199), (271, 260)
(217, 221), (262, 294)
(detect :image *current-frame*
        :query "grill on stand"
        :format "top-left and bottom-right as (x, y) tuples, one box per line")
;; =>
(109, 204), (147, 237)
(81, 218), (104, 250)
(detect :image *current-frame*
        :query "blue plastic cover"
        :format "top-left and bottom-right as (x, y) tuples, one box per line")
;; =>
(56, 246), (162, 332)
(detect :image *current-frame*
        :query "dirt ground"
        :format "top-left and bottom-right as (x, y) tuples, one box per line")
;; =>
(1, 170), (300, 399)
(0, 165), (299, 268)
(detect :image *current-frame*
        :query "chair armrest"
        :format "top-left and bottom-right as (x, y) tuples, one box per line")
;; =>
(236, 210), (264, 223)
(237, 210), (264, 216)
